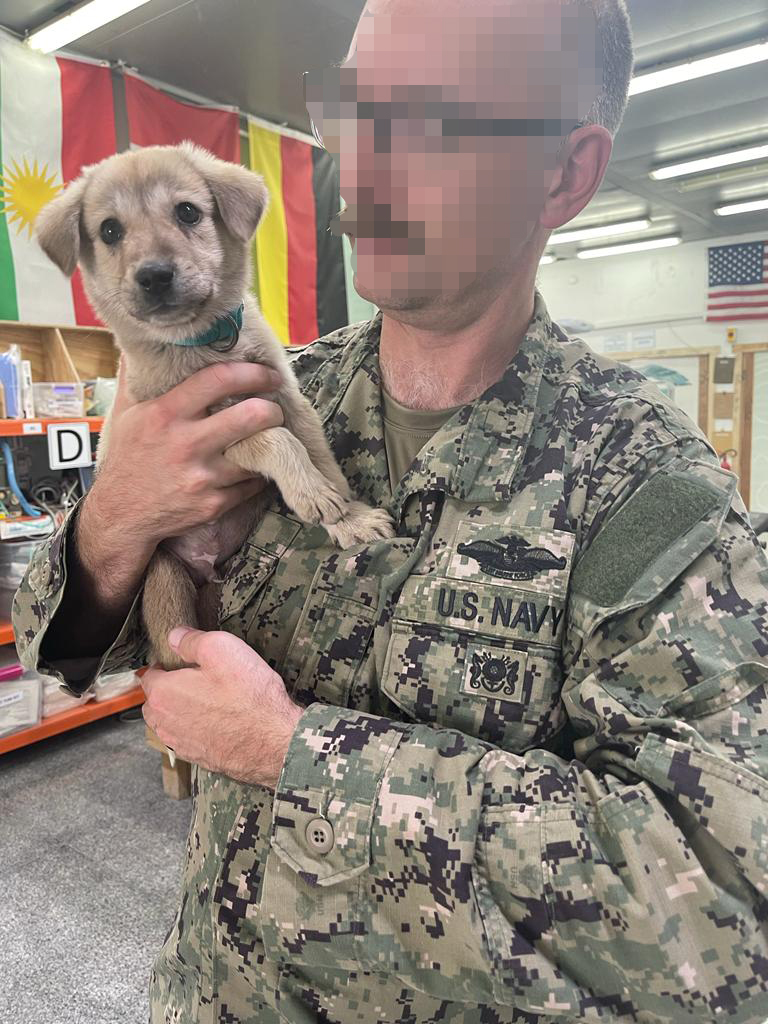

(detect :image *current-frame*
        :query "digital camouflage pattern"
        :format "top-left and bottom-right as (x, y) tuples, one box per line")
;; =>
(13, 292), (768, 1024)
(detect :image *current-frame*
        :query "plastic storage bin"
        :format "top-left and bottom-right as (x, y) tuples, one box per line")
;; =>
(94, 670), (140, 702)
(32, 381), (85, 417)
(41, 673), (94, 718)
(0, 675), (41, 737)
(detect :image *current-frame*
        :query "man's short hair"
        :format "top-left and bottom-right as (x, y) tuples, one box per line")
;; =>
(351, 0), (635, 138)
(570, 0), (634, 137)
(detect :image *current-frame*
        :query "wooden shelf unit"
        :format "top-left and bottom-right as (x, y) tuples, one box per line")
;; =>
(1, 319), (125, 752)
(0, 319), (118, 384)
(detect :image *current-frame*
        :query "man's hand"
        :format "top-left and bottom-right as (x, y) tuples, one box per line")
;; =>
(140, 626), (304, 790)
(92, 356), (282, 550)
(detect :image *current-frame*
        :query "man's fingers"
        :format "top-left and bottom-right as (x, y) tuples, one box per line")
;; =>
(167, 626), (203, 665)
(139, 665), (159, 699)
(167, 625), (261, 675)
(215, 477), (269, 512)
(162, 362), (283, 422)
(203, 397), (285, 454)
(210, 462), (269, 490)
(167, 625), (238, 667)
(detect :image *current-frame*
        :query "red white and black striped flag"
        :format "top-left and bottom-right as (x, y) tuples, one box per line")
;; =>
(707, 240), (768, 322)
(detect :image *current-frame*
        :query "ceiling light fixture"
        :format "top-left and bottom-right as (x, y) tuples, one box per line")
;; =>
(550, 218), (650, 245)
(577, 237), (681, 260)
(539, 254), (557, 265)
(26, 0), (154, 53)
(715, 197), (768, 216)
(630, 41), (768, 96)
(675, 166), (768, 192)
(651, 143), (768, 181)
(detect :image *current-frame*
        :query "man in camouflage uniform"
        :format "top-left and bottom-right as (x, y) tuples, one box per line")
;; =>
(13, 0), (768, 1022)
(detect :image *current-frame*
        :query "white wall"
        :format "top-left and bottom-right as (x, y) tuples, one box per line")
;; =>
(538, 228), (768, 356)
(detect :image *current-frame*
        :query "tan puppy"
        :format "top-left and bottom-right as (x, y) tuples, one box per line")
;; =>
(35, 142), (393, 671)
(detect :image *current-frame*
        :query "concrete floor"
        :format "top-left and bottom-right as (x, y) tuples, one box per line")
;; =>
(0, 709), (192, 1024)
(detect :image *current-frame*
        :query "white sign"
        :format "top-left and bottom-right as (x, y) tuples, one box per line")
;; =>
(632, 329), (657, 350)
(46, 422), (93, 470)
(604, 332), (630, 353)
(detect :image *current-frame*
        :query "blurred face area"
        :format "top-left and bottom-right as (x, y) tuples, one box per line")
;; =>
(304, 0), (603, 314)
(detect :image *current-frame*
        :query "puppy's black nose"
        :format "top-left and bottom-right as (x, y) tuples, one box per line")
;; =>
(135, 262), (175, 298)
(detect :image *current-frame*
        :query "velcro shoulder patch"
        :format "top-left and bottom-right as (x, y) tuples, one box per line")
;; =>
(571, 470), (728, 608)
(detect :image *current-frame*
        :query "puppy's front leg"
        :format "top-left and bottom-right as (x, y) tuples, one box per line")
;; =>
(225, 426), (347, 528)
(277, 385), (395, 545)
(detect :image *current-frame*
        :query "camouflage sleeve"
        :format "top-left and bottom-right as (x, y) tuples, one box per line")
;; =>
(11, 494), (149, 697)
(261, 440), (768, 1021)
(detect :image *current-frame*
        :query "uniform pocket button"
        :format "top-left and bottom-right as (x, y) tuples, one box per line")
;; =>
(305, 816), (335, 854)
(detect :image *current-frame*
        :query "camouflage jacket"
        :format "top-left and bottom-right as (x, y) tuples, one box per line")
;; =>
(13, 293), (768, 1024)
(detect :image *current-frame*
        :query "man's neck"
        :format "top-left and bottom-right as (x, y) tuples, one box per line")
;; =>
(378, 282), (536, 410)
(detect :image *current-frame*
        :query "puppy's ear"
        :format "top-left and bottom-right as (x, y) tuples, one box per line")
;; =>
(180, 142), (269, 242)
(35, 171), (91, 277)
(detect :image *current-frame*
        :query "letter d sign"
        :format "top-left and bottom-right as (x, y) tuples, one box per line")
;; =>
(47, 422), (93, 470)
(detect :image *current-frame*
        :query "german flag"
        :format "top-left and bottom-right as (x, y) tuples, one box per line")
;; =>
(247, 117), (375, 346)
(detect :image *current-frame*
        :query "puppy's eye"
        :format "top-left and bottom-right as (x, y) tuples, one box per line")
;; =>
(100, 218), (123, 245)
(176, 202), (201, 226)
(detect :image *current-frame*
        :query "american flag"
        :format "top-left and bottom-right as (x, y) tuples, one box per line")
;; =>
(707, 240), (768, 322)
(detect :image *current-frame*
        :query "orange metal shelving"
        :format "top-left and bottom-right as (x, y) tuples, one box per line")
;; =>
(0, 682), (145, 755)
(0, 416), (104, 437)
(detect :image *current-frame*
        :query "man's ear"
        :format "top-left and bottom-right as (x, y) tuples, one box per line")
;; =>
(179, 141), (269, 242)
(34, 171), (91, 277)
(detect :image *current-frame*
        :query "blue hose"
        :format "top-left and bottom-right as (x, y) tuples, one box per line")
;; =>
(1, 440), (43, 517)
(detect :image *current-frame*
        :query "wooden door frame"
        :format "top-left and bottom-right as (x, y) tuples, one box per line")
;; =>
(735, 342), (768, 512)
(619, 346), (718, 437)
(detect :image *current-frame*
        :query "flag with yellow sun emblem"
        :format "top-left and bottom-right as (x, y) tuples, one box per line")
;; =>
(0, 34), (117, 325)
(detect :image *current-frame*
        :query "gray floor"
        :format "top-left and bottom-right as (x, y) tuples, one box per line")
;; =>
(0, 710), (192, 1024)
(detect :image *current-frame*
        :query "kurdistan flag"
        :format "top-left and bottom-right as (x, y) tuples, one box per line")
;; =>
(0, 33), (116, 326)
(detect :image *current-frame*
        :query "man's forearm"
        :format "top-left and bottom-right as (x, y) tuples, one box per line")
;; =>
(40, 487), (156, 660)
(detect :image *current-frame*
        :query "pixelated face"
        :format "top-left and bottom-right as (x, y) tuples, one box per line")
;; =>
(305, 0), (602, 311)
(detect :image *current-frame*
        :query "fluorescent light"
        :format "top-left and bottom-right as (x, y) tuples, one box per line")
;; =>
(577, 237), (681, 260)
(539, 254), (556, 265)
(715, 197), (768, 216)
(27, 0), (154, 53)
(630, 42), (768, 96)
(651, 144), (768, 181)
(550, 218), (650, 245)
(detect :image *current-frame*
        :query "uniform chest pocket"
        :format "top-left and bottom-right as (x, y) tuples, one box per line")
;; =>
(218, 510), (303, 643)
(380, 579), (569, 753)
(282, 593), (377, 710)
(218, 540), (279, 640)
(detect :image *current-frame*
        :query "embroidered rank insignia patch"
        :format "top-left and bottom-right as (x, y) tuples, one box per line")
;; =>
(449, 522), (575, 599)
(457, 533), (566, 581)
(460, 646), (528, 703)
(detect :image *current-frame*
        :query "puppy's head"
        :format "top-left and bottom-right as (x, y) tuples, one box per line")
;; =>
(35, 142), (268, 344)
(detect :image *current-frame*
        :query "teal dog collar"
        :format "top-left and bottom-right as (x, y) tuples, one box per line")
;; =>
(172, 303), (244, 352)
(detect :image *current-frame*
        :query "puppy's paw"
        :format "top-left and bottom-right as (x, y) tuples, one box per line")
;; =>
(288, 480), (348, 527)
(325, 501), (395, 547)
